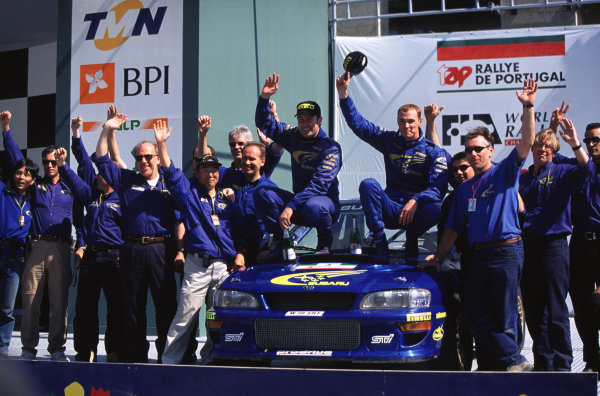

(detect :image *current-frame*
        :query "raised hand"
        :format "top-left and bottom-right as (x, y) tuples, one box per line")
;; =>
(153, 119), (172, 143)
(0, 110), (11, 132)
(261, 73), (279, 99)
(335, 72), (351, 99)
(106, 104), (117, 120)
(558, 118), (578, 146)
(55, 147), (68, 167)
(71, 116), (83, 138)
(424, 104), (445, 123)
(516, 78), (538, 106)
(104, 112), (127, 130)
(197, 116), (211, 135)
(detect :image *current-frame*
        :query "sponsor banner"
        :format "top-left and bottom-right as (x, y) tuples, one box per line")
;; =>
(335, 26), (600, 199)
(70, 0), (182, 169)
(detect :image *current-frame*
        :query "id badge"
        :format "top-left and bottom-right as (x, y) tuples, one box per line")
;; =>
(468, 198), (477, 212)
(211, 215), (220, 226)
(18, 215), (25, 227)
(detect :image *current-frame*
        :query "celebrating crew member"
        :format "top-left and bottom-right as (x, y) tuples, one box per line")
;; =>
(94, 111), (178, 363)
(336, 72), (448, 262)
(152, 120), (246, 364)
(420, 78), (538, 372)
(254, 73), (342, 256)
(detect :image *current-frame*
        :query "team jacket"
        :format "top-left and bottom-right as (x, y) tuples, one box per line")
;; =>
(519, 159), (593, 238)
(59, 161), (123, 248)
(3, 129), (78, 239)
(0, 180), (32, 244)
(235, 174), (279, 247)
(93, 153), (176, 237)
(339, 96), (448, 204)
(219, 144), (281, 191)
(255, 96), (341, 211)
(554, 152), (600, 232)
(162, 161), (245, 260)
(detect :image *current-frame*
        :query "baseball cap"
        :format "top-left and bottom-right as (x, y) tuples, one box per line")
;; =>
(195, 154), (222, 168)
(295, 101), (321, 118)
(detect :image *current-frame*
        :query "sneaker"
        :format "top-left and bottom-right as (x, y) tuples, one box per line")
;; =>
(314, 247), (330, 255)
(50, 351), (70, 362)
(507, 361), (533, 372)
(373, 230), (389, 262)
(20, 350), (36, 360)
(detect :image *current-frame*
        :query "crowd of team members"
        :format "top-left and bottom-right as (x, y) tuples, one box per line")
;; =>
(0, 72), (599, 372)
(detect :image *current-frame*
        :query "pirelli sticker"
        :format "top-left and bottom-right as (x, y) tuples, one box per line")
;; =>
(406, 312), (431, 322)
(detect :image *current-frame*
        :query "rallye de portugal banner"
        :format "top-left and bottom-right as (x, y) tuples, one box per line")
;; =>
(70, 0), (182, 169)
(334, 25), (600, 199)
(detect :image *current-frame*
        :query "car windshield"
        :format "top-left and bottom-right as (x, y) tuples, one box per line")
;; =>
(289, 200), (438, 258)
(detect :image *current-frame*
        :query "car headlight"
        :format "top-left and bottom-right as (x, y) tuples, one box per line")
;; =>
(214, 289), (260, 309)
(360, 289), (431, 309)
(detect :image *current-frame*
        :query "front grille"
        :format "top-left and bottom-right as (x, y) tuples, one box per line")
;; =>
(263, 292), (355, 311)
(255, 319), (361, 350)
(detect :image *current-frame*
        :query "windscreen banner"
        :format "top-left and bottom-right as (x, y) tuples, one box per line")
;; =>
(70, 0), (182, 169)
(335, 26), (600, 199)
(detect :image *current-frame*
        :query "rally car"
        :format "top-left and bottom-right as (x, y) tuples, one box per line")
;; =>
(207, 201), (468, 368)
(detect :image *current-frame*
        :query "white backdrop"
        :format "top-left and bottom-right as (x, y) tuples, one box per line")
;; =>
(334, 25), (600, 199)
(70, 0), (182, 169)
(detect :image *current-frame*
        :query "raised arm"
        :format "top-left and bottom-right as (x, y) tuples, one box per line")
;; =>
(154, 119), (172, 168)
(1, 110), (25, 169)
(105, 105), (127, 169)
(197, 115), (211, 156)
(559, 118), (588, 164)
(335, 71), (350, 100)
(260, 73), (279, 100)
(424, 104), (445, 147)
(515, 78), (537, 162)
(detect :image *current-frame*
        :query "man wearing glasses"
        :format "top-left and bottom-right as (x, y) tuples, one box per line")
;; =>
(93, 111), (178, 363)
(421, 78), (538, 372)
(549, 113), (600, 371)
(336, 72), (448, 262)
(1, 110), (81, 361)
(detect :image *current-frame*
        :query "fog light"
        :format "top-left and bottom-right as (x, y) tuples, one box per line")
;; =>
(396, 321), (431, 332)
(207, 320), (224, 329)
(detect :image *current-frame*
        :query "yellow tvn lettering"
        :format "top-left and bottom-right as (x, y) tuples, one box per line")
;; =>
(406, 312), (431, 322)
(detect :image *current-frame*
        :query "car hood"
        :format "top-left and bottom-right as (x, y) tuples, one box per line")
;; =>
(223, 261), (434, 295)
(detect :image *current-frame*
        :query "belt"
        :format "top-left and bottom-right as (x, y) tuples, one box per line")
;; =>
(125, 235), (167, 244)
(31, 234), (71, 243)
(89, 245), (121, 253)
(1, 240), (25, 248)
(188, 252), (226, 267)
(472, 236), (522, 251)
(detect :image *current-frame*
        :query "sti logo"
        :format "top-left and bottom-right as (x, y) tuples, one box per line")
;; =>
(83, 0), (167, 51)
(437, 64), (472, 88)
(441, 114), (502, 146)
(80, 63), (115, 104)
(371, 334), (394, 344)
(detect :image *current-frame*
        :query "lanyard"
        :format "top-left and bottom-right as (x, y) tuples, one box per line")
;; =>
(471, 167), (491, 200)
(11, 194), (26, 216)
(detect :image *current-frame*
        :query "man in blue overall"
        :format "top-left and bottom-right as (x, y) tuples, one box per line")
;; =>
(420, 78), (538, 371)
(254, 73), (342, 256)
(336, 72), (448, 262)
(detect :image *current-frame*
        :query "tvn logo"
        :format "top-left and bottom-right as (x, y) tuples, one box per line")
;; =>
(83, 0), (167, 51)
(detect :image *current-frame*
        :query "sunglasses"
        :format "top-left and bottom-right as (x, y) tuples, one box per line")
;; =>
(464, 145), (490, 154)
(134, 154), (157, 162)
(452, 164), (471, 172)
(42, 159), (57, 166)
(229, 142), (246, 148)
(583, 137), (600, 145)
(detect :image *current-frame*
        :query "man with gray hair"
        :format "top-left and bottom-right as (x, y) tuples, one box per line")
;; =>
(93, 111), (179, 363)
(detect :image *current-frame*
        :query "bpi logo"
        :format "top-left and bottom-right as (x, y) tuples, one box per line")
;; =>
(441, 114), (502, 146)
(437, 64), (472, 88)
(83, 0), (167, 51)
(80, 63), (115, 104)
